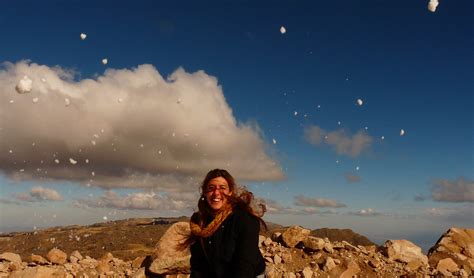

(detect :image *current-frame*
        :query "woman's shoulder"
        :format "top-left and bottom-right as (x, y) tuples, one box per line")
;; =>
(231, 206), (259, 225)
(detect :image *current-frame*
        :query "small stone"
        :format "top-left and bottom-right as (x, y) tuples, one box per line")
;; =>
(46, 248), (67, 265)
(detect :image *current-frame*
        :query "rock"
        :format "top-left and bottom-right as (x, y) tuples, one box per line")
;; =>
(149, 222), (191, 275)
(368, 257), (381, 268)
(272, 232), (282, 242)
(281, 251), (292, 264)
(99, 252), (114, 263)
(68, 251), (82, 264)
(31, 254), (48, 265)
(436, 257), (459, 276)
(301, 266), (313, 278)
(274, 254), (282, 264)
(428, 227), (474, 271)
(46, 248), (67, 265)
(340, 260), (361, 278)
(282, 226), (311, 248)
(381, 239), (428, 266)
(132, 267), (146, 278)
(284, 272), (296, 278)
(342, 241), (360, 252)
(132, 256), (145, 269)
(9, 266), (67, 278)
(96, 259), (110, 273)
(323, 257), (336, 272)
(302, 236), (325, 252)
(0, 253), (22, 264)
(264, 237), (273, 247)
(259, 235), (266, 246)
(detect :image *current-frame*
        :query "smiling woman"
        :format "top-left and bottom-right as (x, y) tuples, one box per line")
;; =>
(183, 169), (267, 278)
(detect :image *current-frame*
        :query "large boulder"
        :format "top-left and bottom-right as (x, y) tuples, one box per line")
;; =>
(281, 226), (311, 248)
(428, 227), (474, 272)
(381, 239), (428, 266)
(302, 236), (325, 252)
(0, 252), (22, 264)
(149, 222), (191, 275)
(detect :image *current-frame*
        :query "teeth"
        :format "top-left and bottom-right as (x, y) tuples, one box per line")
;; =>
(212, 199), (221, 202)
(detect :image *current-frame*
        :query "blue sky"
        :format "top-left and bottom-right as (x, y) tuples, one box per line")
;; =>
(0, 0), (472, 251)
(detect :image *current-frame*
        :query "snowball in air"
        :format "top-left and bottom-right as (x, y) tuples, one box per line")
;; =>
(280, 26), (286, 34)
(65, 98), (70, 107)
(294, 111), (298, 116)
(103, 216), (108, 221)
(428, 0), (439, 12)
(272, 138), (277, 144)
(381, 136), (385, 140)
(69, 158), (77, 165)
(102, 58), (108, 65)
(400, 129), (405, 136)
(356, 98), (363, 106)
(16, 76), (33, 94)
(80, 33), (87, 40)
(54, 159), (60, 164)
(356, 166), (360, 171)
(32, 97), (39, 103)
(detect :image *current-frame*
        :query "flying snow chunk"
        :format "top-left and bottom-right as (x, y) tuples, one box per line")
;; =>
(102, 58), (108, 65)
(294, 111), (298, 116)
(117, 98), (123, 103)
(381, 136), (385, 140)
(356, 166), (360, 171)
(356, 98), (363, 106)
(272, 138), (277, 144)
(400, 129), (405, 136)
(69, 158), (77, 165)
(280, 26), (286, 34)
(428, 0), (439, 12)
(103, 216), (108, 221)
(64, 98), (70, 107)
(337, 121), (341, 125)
(32, 97), (39, 103)
(80, 33), (87, 40)
(9, 100), (14, 104)
(54, 159), (59, 164)
(16, 76), (33, 94)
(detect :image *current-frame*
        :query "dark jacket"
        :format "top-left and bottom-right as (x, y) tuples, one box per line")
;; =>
(190, 207), (265, 278)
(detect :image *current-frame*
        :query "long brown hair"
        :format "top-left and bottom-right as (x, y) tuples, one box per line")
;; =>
(180, 169), (266, 249)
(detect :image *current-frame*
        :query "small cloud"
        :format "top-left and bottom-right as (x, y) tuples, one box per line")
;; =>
(414, 193), (427, 202)
(15, 186), (64, 202)
(431, 177), (474, 203)
(424, 204), (474, 221)
(345, 173), (361, 183)
(294, 195), (346, 208)
(304, 125), (373, 157)
(348, 208), (381, 216)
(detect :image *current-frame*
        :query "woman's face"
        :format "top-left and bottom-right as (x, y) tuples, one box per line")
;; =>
(205, 176), (232, 211)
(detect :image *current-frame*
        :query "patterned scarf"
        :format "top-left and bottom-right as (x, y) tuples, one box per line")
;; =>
(190, 203), (233, 238)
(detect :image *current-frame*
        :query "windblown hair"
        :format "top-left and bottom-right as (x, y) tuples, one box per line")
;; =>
(180, 169), (266, 249)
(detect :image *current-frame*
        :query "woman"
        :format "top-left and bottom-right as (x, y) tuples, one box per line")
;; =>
(187, 169), (266, 278)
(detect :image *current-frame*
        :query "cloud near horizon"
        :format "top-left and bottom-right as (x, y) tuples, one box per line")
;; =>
(15, 186), (63, 202)
(431, 177), (474, 202)
(294, 195), (347, 208)
(0, 61), (285, 190)
(348, 208), (381, 216)
(73, 190), (198, 212)
(304, 125), (373, 157)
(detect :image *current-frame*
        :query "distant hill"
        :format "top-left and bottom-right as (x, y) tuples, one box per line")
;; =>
(310, 227), (375, 246)
(0, 217), (374, 261)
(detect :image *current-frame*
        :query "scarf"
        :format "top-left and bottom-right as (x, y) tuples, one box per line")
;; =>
(190, 203), (233, 238)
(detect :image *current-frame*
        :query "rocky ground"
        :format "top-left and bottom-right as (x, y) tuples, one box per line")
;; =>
(0, 219), (472, 277)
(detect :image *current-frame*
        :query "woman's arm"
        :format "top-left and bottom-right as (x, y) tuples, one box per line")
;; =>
(190, 239), (208, 278)
(230, 212), (262, 277)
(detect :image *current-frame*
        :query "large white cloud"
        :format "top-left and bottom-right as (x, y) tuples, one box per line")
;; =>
(431, 177), (474, 203)
(15, 186), (63, 202)
(304, 125), (373, 157)
(0, 61), (284, 190)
